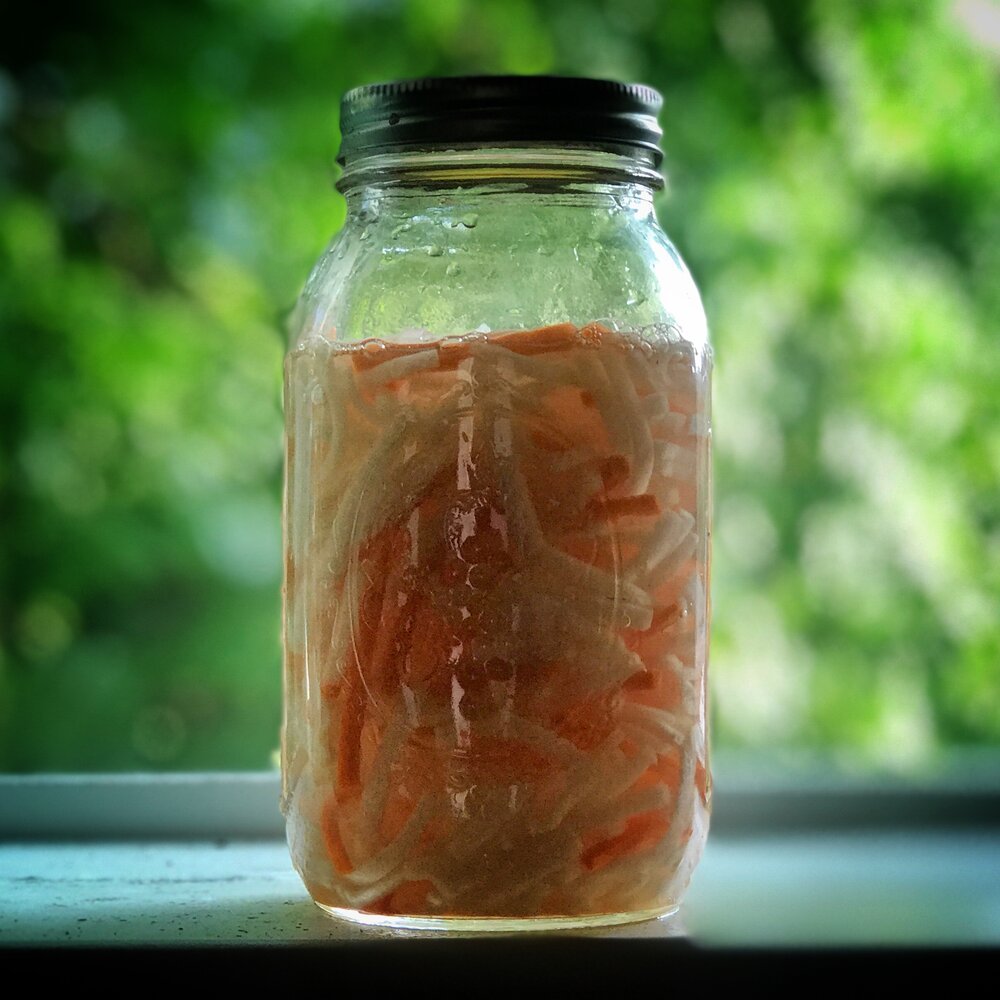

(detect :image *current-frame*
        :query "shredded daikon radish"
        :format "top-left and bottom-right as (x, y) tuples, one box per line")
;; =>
(282, 322), (711, 920)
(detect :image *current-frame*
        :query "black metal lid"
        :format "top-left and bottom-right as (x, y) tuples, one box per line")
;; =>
(337, 75), (664, 167)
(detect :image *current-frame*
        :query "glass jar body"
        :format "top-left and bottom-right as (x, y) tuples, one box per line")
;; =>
(281, 155), (712, 930)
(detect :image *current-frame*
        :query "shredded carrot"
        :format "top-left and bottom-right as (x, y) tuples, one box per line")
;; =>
(543, 384), (613, 454)
(630, 744), (683, 796)
(493, 322), (579, 355)
(368, 879), (437, 915)
(358, 714), (382, 787)
(530, 427), (572, 452)
(586, 493), (661, 522)
(552, 689), (620, 751)
(624, 632), (673, 679)
(580, 809), (671, 872)
(649, 560), (697, 614)
(379, 727), (442, 841)
(416, 813), (453, 856)
(452, 737), (558, 783)
(350, 340), (423, 372)
(599, 454), (631, 491)
(557, 535), (620, 572)
(655, 744), (684, 795)
(437, 339), (472, 369)
(321, 796), (354, 874)
(378, 784), (419, 843)
(404, 599), (453, 686)
(284, 322), (710, 919)
(623, 668), (657, 691)
(335, 669), (365, 800)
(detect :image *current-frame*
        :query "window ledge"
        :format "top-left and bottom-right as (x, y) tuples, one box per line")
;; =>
(1, 769), (999, 954)
(2, 766), (999, 840)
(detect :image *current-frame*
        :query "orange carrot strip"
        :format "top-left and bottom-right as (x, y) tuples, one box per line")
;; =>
(437, 340), (472, 369)
(542, 384), (613, 453)
(405, 600), (452, 685)
(493, 323), (579, 355)
(647, 560), (697, 615)
(649, 601), (684, 632)
(623, 668), (657, 691)
(378, 727), (439, 841)
(530, 428), (572, 452)
(350, 340), (427, 372)
(552, 689), (620, 751)
(586, 493), (661, 522)
(378, 785), (419, 843)
(358, 714), (382, 787)
(599, 454), (630, 491)
(655, 744), (683, 795)
(668, 384), (698, 415)
(580, 809), (671, 872)
(454, 737), (558, 783)
(623, 603), (685, 676)
(336, 667), (366, 800)
(321, 796), (354, 874)
(416, 813), (453, 856)
(623, 664), (683, 710)
(367, 879), (436, 915)
(630, 744), (683, 795)
(558, 535), (621, 573)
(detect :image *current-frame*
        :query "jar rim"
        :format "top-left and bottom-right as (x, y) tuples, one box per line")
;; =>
(336, 75), (664, 169)
(335, 146), (665, 194)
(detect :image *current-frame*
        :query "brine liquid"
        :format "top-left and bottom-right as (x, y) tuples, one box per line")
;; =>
(281, 323), (711, 927)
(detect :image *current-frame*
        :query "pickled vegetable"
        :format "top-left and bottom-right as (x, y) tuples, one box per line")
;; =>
(281, 322), (711, 921)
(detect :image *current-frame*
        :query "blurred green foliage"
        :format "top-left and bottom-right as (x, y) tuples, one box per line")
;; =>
(1, 0), (997, 771)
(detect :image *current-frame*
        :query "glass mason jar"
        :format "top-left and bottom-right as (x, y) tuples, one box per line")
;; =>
(281, 76), (712, 931)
